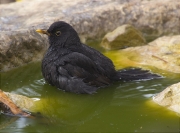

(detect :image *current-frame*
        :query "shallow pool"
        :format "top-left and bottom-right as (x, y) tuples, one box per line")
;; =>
(0, 45), (180, 132)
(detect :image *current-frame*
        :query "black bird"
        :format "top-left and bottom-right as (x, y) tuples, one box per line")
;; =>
(36, 21), (160, 94)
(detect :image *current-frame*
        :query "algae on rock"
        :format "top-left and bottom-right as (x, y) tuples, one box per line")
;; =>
(104, 35), (180, 74)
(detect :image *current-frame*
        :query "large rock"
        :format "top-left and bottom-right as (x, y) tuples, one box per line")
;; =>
(0, 0), (180, 72)
(100, 24), (146, 50)
(0, 30), (48, 72)
(153, 82), (180, 114)
(105, 35), (180, 74)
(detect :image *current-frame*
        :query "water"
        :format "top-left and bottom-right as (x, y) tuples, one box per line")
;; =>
(0, 49), (180, 132)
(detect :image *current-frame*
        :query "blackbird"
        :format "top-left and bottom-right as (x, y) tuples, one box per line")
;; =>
(36, 21), (161, 94)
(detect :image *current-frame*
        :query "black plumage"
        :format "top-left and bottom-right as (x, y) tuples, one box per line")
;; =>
(36, 21), (161, 94)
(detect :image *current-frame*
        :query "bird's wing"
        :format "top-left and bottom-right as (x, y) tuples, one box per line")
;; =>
(57, 52), (111, 87)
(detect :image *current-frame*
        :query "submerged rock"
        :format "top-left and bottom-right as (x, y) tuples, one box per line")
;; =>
(153, 82), (180, 114)
(100, 24), (146, 50)
(0, 0), (180, 71)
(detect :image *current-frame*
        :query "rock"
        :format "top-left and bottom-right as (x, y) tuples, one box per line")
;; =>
(0, 30), (48, 72)
(3, 92), (36, 111)
(100, 24), (146, 50)
(0, 0), (180, 72)
(0, 90), (38, 117)
(0, 0), (15, 4)
(153, 82), (180, 114)
(105, 35), (180, 74)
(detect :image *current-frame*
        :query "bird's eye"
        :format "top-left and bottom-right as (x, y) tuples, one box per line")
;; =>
(55, 31), (61, 36)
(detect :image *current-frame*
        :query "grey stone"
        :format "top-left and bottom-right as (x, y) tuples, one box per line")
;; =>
(0, 30), (48, 71)
(0, 0), (180, 71)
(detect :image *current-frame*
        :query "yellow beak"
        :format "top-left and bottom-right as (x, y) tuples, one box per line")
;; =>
(36, 29), (50, 36)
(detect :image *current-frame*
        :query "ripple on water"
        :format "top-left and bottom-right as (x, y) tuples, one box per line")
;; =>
(10, 78), (46, 98)
(33, 79), (46, 86)
(14, 86), (41, 97)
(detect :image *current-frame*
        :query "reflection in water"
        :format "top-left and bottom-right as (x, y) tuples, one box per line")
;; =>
(1, 62), (180, 132)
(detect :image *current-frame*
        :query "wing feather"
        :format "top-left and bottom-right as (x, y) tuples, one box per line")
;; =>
(57, 52), (111, 87)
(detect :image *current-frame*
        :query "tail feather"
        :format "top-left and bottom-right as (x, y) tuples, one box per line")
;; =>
(117, 68), (162, 81)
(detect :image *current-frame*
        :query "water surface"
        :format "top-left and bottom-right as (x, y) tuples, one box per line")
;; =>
(0, 45), (180, 132)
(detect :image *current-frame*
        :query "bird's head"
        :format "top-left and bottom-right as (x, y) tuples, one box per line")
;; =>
(36, 21), (80, 47)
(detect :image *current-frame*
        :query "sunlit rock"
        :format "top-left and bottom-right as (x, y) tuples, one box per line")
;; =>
(153, 82), (180, 114)
(100, 24), (146, 50)
(105, 35), (180, 74)
(2, 91), (38, 112)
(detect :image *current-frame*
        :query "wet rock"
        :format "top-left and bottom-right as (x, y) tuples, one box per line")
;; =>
(3, 92), (36, 111)
(0, 0), (180, 71)
(0, 90), (38, 117)
(153, 82), (180, 114)
(100, 24), (146, 50)
(105, 35), (180, 73)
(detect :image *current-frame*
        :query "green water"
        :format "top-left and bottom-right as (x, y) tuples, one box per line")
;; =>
(0, 47), (180, 132)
